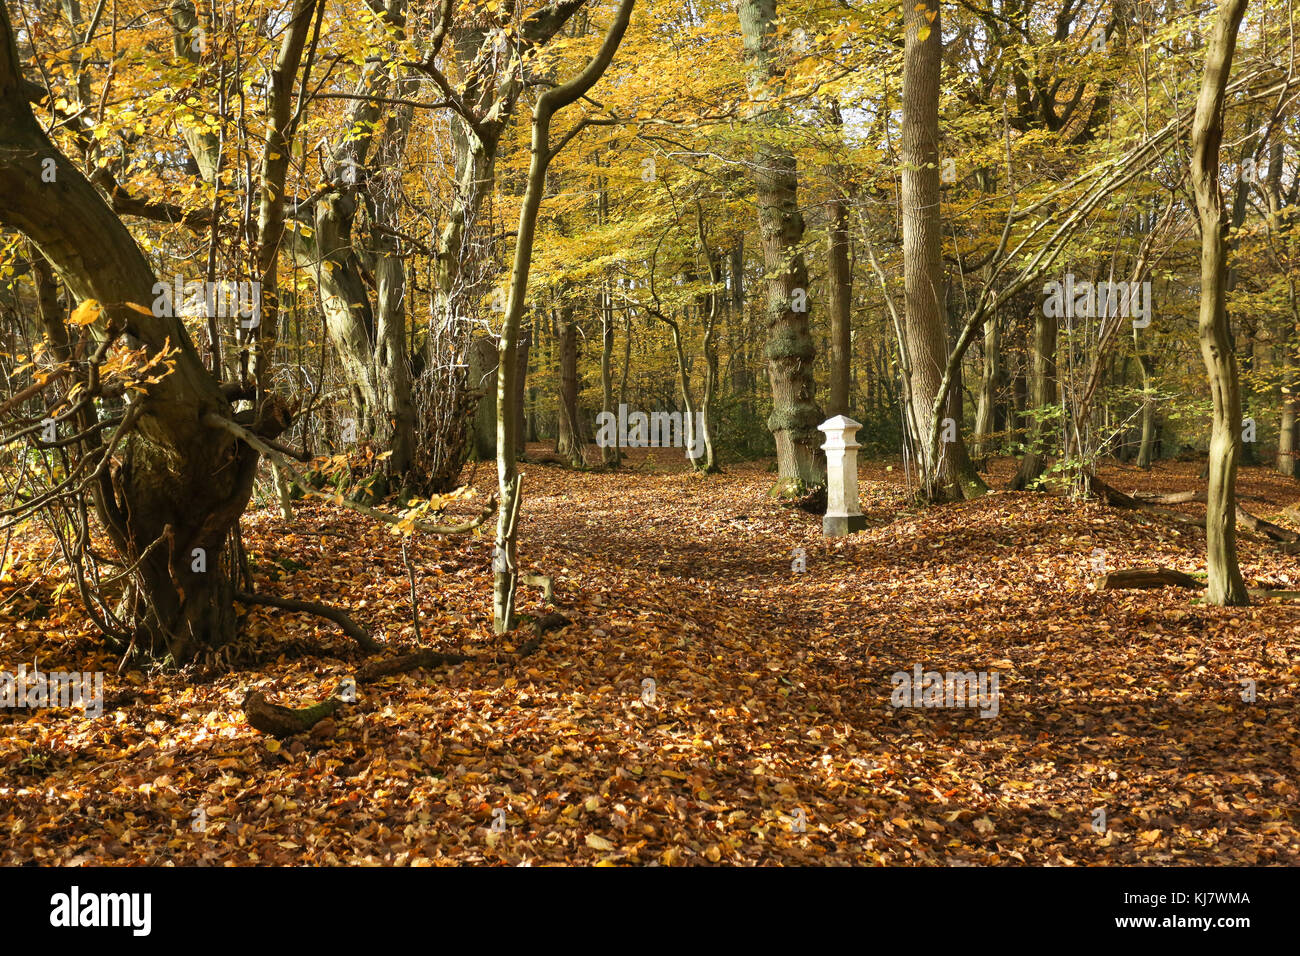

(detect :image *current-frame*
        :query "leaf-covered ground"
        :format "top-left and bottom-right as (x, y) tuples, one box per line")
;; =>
(2, 452), (1298, 865)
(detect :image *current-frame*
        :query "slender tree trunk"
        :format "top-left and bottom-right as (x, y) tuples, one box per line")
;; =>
(1010, 297), (1057, 490)
(728, 242), (753, 436)
(1265, 141), (1299, 478)
(691, 206), (722, 472)
(600, 284), (618, 466)
(1136, 336), (1157, 469)
(493, 0), (635, 633)
(973, 311), (1001, 457)
(1278, 341), (1297, 477)
(740, 0), (824, 492)
(1189, 0), (1250, 605)
(469, 335), (498, 459)
(619, 310), (632, 413)
(900, 0), (985, 501)
(701, 327), (719, 471)
(515, 327), (530, 458)
(253, 0), (319, 393)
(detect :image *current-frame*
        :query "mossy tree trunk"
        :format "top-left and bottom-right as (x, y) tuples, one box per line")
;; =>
(740, 0), (824, 493)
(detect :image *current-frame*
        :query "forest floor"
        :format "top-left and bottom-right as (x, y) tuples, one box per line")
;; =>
(2, 449), (1298, 865)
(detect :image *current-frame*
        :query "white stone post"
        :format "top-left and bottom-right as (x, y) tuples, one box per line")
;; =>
(819, 415), (866, 536)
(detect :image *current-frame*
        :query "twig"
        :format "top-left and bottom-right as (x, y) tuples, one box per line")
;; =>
(401, 539), (421, 642)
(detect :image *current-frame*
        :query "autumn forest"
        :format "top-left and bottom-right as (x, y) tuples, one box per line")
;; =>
(0, 0), (1298, 886)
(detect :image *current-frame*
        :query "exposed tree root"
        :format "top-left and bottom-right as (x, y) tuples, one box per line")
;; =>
(235, 591), (382, 653)
(1133, 489), (1207, 504)
(1234, 504), (1299, 545)
(521, 573), (555, 604)
(355, 648), (476, 682)
(240, 604), (570, 736)
(354, 611), (568, 683)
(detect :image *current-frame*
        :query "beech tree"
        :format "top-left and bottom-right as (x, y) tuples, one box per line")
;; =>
(739, 0), (824, 494)
(1190, 0), (1251, 605)
(493, 0), (635, 633)
(899, 0), (985, 501)
(0, 0), (314, 660)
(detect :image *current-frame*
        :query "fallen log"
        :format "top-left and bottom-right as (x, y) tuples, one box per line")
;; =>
(1248, 589), (1300, 601)
(1132, 489), (1206, 504)
(1133, 489), (1270, 506)
(1097, 567), (1205, 590)
(1087, 474), (1143, 509)
(1235, 505), (1300, 544)
(243, 689), (341, 737)
(1088, 476), (1203, 528)
(356, 648), (475, 682)
(1090, 476), (1300, 547)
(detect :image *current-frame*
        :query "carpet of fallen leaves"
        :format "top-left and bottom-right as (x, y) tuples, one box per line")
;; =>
(2, 449), (1298, 866)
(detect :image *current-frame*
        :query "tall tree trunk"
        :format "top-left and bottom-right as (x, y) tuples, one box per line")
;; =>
(701, 326), (719, 472)
(1136, 364), (1158, 469)
(515, 327), (530, 457)
(739, 0), (824, 493)
(619, 309), (632, 411)
(1135, 329), (1157, 469)
(1278, 339), (1297, 478)
(1265, 140), (1298, 478)
(727, 241), (753, 434)
(469, 334), (498, 459)
(1189, 0), (1250, 605)
(900, 0), (985, 501)
(253, 0), (319, 393)
(692, 204), (722, 471)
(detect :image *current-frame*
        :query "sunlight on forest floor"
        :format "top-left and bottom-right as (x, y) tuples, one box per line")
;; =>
(2, 451), (1297, 865)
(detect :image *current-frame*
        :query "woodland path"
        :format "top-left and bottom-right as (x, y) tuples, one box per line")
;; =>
(1, 451), (1297, 864)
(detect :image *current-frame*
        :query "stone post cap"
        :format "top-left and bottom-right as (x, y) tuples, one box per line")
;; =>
(818, 415), (862, 450)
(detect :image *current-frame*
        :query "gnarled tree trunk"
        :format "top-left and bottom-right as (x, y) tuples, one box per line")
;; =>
(1, 2), (260, 661)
